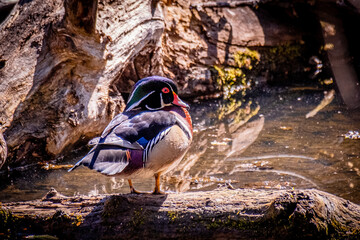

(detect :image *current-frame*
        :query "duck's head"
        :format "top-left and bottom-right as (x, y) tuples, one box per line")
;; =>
(124, 76), (189, 112)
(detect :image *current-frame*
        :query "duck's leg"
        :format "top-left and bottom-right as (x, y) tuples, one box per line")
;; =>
(153, 173), (165, 195)
(128, 179), (144, 194)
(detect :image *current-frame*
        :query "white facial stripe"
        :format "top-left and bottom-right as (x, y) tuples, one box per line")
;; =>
(145, 104), (163, 111)
(126, 90), (155, 112)
(145, 92), (172, 110)
(160, 93), (165, 107)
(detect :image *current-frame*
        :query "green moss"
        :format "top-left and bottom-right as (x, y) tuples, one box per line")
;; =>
(214, 48), (259, 99)
(212, 48), (262, 124)
(194, 214), (262, 233)
(234, 48), (261, 69)
(0, 207), (11, 227)
(213, 43), (308, 95)
(328, 218), (360, 239)
(131, 208), (146, 227)
(266, 43), (302, 63)
(71, 214), (83, 227)
(167, 211), (179, 223)
(0, 207), (18, 238)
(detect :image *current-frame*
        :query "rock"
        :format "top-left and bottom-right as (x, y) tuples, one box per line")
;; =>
(119, 0), (307, 97)
(160, 0), (303, 97)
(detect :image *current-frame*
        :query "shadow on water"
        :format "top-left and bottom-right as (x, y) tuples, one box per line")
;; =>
(0, 86), (360, 204)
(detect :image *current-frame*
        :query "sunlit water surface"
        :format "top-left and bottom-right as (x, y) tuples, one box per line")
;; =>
(1, 87), (359, 203)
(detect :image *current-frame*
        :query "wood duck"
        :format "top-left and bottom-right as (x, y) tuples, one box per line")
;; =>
(69, 76), (193, 194)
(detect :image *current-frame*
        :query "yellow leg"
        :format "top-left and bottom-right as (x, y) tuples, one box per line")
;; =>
(128, 179), (144, 194)
(153, 173), (165, 195)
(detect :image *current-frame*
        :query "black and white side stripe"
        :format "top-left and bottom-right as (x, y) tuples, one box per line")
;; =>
(142, 127), (172, 167)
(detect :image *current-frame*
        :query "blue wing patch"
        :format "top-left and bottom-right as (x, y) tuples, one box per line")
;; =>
(137, 137), (149, 148)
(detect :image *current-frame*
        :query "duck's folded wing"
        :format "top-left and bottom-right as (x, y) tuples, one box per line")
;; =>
(68, 137), (142, 175)
(69, 110), (178, 175)
(81, 145), (129, 175)
(88, 135), (143, 149)
(101, 113), (131, 138)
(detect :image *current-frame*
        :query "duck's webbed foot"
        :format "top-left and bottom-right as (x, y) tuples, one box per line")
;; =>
(128, 179), (148, 194)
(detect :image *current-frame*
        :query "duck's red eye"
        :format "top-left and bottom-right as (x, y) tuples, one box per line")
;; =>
(162, 87), (170, 94)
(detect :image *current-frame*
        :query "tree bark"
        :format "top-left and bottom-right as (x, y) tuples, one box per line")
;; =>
(317, 3), (360, 109)
(1, 188), (359, 239)
(0, 0), (164, 166)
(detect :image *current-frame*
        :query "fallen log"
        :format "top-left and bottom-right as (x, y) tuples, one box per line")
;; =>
(1, 188), (359, 239)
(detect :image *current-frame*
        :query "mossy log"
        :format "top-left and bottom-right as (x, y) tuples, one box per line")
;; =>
(1, 188), (359, 239)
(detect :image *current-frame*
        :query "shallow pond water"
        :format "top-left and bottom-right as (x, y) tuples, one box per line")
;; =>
(1, 87), (359, 203)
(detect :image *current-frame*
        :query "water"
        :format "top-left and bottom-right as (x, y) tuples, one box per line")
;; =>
(0, 87), (359, 203)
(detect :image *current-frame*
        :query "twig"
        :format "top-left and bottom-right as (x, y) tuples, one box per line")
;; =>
(305, 89), (335, 118)
(190, 0), (268, 11)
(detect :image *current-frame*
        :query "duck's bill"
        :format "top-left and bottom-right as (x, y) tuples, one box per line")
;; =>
(172, 92), (190, 109)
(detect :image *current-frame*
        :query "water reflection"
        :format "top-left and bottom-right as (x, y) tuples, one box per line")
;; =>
(167, 88), (359, 202)
(0, 88), (359, 204)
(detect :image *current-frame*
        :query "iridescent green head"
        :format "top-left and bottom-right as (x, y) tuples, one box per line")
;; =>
(124, 76), (189, 112)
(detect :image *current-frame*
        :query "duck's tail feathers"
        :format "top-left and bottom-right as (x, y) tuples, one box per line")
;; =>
(67, 146), (97, 172)
(68, 145), (130, 176)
